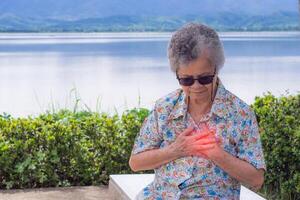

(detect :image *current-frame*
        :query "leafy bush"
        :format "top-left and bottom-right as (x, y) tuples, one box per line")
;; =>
(0, 108), (149, 189)
(252, 92), (300, 200)
(0, 92), (299, 200)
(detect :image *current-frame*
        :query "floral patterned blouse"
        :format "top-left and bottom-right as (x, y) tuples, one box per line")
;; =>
(131, 81), (266, 200)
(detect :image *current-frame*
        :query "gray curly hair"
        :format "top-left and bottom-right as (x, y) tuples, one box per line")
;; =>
(168, 23), (225, 73)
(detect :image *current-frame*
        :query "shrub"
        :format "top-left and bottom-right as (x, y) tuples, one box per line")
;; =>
(0, 92), (299, 200)
(0, 108), (149, 189)
(252, 92), (300, 200)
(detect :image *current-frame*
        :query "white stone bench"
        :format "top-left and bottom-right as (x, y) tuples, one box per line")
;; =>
(109, 174), (266, 200)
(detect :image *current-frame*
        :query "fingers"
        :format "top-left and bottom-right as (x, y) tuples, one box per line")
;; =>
(189, 131), (210, 141)
(193, 137), (218, 145)
(187, 143), (216, 155)
(180, 127), (194, 136)
(190, 129), (216, 141)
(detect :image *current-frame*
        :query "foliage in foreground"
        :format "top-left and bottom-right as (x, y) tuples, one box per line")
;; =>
(0, 92), (299, 200)
(252, 92), (300, 200)
(0, 108), (149, 188)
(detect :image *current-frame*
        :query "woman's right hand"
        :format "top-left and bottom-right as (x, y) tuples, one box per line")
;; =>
(168, 127), (219, 158)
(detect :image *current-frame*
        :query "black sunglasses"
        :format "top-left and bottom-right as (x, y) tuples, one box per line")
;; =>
(176, 71), (216, 86)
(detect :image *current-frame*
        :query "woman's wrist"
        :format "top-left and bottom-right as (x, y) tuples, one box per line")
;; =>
(165, 143), (181, 160)
(209, 146), (226, 163)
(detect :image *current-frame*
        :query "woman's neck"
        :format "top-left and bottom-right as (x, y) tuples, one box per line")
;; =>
(188, 99), (212, 116)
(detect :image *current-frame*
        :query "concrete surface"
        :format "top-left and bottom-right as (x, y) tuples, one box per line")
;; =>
(0, 186), (112, 200)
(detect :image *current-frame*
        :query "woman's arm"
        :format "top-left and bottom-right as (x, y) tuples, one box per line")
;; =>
(209, 147), (264, 191)
(129, 127), (218, 171)
(200, 122), (265, 191)
(129, 145), (177, 172)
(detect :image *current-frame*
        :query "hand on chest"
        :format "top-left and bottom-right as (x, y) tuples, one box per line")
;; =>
(161, 115), (240, 156)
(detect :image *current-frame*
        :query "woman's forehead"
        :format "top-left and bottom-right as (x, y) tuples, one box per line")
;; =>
(177, 57), (214, 76)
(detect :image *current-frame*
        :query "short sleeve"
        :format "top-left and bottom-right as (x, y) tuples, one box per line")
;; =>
(237, 110), (266, 170)
(131, 105), (163, 155)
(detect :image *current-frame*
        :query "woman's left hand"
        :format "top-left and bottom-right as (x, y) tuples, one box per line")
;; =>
(197, 124), (223, 160)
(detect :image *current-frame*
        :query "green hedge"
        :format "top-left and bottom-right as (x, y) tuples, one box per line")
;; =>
(0, 93), (299, 199)
(252, 92), (300, 200)
(0, 109), (149, 189)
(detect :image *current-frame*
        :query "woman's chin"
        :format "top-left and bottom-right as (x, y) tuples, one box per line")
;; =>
(189, 93), (209, 101)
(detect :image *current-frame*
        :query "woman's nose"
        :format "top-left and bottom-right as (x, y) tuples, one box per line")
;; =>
(190, 79), (203, 88)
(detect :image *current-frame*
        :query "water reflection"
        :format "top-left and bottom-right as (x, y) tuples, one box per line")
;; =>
(0, 32), (299, 116)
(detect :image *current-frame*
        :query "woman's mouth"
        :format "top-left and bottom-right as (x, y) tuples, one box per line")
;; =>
(190, 90), (206, 94)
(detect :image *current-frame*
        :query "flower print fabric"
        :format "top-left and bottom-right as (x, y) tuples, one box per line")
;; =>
(132, 81), (266, 200)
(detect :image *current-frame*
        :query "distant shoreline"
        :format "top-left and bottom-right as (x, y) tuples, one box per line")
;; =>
(1, 11), (298, 33)
(0, 31), (299, 36)
(1, 28), (299, 33)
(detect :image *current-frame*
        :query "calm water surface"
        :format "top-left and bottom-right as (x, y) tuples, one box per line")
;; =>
(0, 32), (299, 116)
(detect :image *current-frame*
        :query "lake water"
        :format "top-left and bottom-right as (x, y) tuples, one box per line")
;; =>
(0, 32), (300, 117)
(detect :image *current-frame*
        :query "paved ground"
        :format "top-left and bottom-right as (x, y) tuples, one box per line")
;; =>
(0, 186), (112, 200)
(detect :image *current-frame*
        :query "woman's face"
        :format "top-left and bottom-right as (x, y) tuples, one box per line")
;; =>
(176, 56), (217, 102)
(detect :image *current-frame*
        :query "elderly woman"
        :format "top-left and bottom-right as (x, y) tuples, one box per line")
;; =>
(129, 23), (266, 200)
